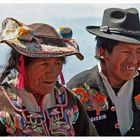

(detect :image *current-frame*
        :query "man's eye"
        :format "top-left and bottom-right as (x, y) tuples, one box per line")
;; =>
(122, 51), (129, 53)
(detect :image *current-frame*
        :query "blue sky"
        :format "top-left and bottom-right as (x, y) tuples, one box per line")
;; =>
(0, 3), (140, 22)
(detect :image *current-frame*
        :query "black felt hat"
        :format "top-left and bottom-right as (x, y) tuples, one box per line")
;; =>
(86, 8), (140, 44)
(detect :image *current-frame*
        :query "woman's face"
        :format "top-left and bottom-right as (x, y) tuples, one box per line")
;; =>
(24, 58), (63, 96)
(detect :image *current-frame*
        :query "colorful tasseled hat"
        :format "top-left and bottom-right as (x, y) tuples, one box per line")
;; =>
(0, 17), (84, 60)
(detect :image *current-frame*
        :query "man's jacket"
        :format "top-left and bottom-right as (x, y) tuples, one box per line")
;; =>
(67, 65), (140, 136)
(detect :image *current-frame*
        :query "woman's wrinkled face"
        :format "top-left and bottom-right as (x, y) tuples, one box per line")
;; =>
(24, 58), (63, 96)
(102, 42), (140, 87)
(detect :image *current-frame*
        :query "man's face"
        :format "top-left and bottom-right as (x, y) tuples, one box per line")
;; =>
(24, 58), (63, 96)
(102, 42), (140, 87)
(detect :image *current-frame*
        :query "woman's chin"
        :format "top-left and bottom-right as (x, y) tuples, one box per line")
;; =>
(37, 89), (54, 96)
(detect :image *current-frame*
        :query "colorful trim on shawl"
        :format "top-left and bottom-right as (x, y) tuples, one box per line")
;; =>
(0, 85), (79, 136)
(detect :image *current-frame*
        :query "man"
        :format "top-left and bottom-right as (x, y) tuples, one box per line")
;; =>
(67, 8), (140, 136)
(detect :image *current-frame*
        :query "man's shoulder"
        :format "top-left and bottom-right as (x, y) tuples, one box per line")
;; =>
(67, 65), (98, 89)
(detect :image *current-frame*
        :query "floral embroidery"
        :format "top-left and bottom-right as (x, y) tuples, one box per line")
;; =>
(0, 111), (17, 135)
(46, 106), (76, 136)
(73, 88), (88, 104)
(55, 86), (66, 104)
(13, 114), (26, 130)
(64, 105), (79, 125)
(73, 83), (108, 112)
(134, 94), (140, 110)
(90, 89), (108, 110)
(0, 84), (79, 136)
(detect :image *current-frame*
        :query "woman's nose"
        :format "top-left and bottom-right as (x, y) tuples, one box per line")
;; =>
(47, 64), (56, 73)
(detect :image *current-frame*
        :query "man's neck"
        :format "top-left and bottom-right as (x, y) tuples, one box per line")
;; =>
(99, 63), (126, 88)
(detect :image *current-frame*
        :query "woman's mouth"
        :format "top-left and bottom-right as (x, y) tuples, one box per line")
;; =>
(43, 81), (54, 85)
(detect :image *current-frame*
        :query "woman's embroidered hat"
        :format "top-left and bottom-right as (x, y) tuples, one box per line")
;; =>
(86, 8), (140, 44)
(0, 17), (84, 60)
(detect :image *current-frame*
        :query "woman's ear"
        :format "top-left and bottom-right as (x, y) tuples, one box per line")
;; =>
(16, 55), (23, 72)
(16, 63), (21, 72)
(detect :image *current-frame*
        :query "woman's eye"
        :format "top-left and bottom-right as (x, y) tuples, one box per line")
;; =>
(56, 62), (61, 65)
(56, 61), (63, 65)
(42, 62), (48, 65)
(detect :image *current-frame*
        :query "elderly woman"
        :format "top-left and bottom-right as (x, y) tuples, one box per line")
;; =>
(0, 18), (97, 136)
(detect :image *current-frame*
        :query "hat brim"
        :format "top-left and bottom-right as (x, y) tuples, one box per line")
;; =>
(0, 17), (84, 60)
(86, 26), (140, 44)
(0, 39), (84, 60)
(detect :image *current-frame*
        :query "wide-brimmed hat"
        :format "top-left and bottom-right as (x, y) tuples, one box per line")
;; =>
(86, 8), (140, 44)
(0, 17), (84, 60)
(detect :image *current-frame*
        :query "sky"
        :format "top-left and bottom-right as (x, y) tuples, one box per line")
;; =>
(0, 2), (140, 82)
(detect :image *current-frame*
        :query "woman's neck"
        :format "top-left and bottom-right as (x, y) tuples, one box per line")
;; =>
(33, 93), (45, 105)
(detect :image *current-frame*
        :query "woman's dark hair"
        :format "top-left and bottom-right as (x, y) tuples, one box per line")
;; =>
(95, 36), (119, 63)
(0, 49), (66, 84)
(0, 49), (29, 84)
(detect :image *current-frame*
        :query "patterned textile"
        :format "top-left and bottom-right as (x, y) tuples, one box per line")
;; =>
(0, 82), (79, 136)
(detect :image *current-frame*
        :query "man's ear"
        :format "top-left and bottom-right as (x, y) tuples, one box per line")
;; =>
(98, 47), (109, 60)
(98, 47), (105, 59)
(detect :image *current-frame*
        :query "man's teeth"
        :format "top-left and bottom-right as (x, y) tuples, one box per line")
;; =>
(126, 66), (135, 70)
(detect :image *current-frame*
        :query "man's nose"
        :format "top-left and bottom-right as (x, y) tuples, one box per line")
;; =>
(127, 53), (138, 64)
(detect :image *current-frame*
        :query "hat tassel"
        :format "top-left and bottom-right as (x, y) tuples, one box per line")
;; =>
(60, 71), (65, 85)
(17, 55), (25, 89)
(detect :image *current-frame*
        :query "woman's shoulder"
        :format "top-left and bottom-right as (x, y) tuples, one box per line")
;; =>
(0, 86), (8, 110)
(64, 86), (79, 102)
(0, 83), (20, 113)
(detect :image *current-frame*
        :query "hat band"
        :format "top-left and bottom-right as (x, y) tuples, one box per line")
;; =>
(100, 26), (140, 36)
